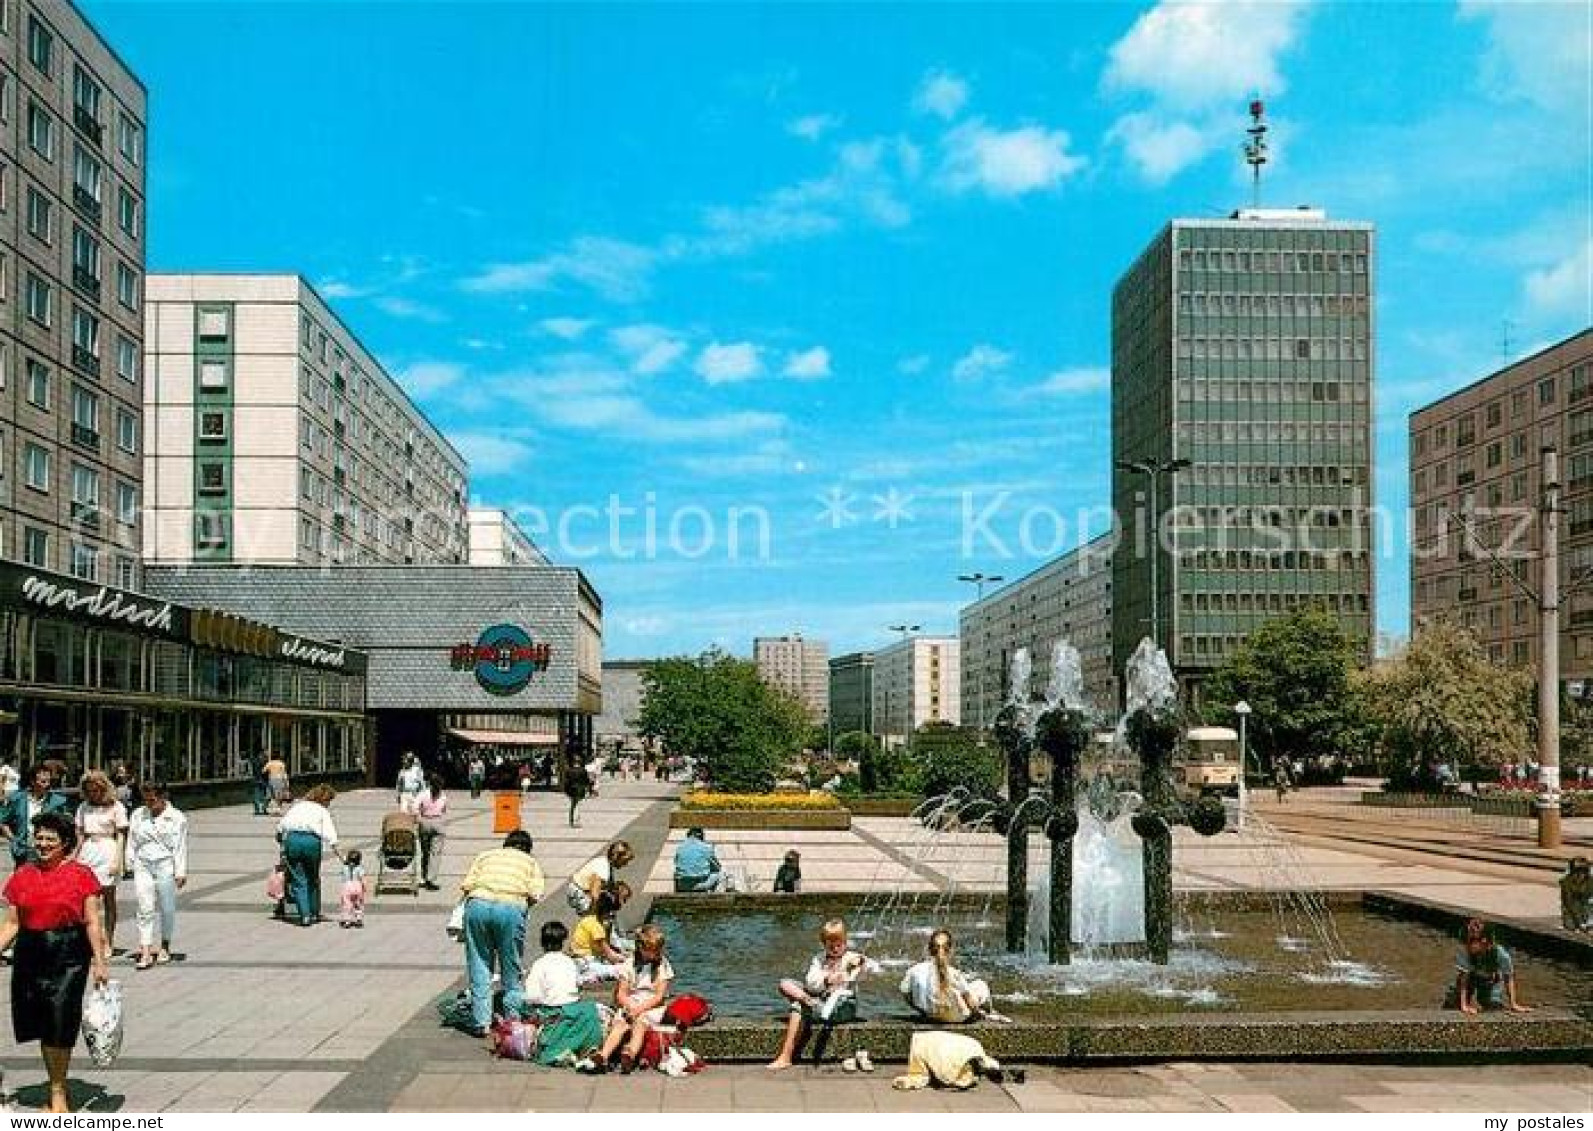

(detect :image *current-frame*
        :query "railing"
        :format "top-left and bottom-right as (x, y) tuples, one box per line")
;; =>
(71, 344), (100, 377)
(72, 105), (103, 145)
(69, 501), (100, 530)
(70, 422), (99, 451)
(71, 184), (102, 222)
(71, 266), (101, 300)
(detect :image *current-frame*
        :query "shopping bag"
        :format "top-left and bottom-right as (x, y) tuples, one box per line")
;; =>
(81, 980), (125, 1067)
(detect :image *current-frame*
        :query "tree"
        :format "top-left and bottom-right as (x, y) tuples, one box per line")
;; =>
(1356, 619), (1532, 779)
(911, 722), (1001, 797)
(1201, 605), (1363, 768)
(638, 650), (807, 792)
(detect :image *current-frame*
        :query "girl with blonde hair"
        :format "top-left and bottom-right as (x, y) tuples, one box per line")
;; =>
(899, 928), (995, 1023)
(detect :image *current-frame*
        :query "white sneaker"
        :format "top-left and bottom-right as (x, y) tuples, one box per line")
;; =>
(855, 1050), (875, 1073)
(842, 1055), (859, 1073)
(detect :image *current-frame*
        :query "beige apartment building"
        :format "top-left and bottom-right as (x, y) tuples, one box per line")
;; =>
(1, 0), (146, 585)
(469, 506), (546, 566)
(961, 533), (1115, 728)
(754, 633), (828, 723)
(1409, 328), (1593, 677)
(142, 274), (469, 565)
(872, 634), (959, 748)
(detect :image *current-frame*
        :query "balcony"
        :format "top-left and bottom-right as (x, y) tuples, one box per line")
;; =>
(70, 422), (100, 451)
(71, 345), (100, 377)
(70, 501), (100, 531)
(71, 266), (101, 300)
(70, 184), (102, 223)
(72, 105), (103, 146)
(1572, 385), (1593, 405)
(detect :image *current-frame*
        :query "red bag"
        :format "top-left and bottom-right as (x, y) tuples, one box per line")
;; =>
(662, 994), (714, 1031)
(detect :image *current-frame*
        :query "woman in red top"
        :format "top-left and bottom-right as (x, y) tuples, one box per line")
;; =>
(0, 810), (110, 1112)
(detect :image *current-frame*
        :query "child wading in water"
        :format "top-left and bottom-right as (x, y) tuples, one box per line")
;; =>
(768, 918), (880, 1071)
(339, 850), (367, 928)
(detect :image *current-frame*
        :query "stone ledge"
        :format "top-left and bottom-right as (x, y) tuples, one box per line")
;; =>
(682, 1010), (1593, 1064)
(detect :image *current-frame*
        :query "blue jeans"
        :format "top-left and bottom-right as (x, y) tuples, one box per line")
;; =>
(252, 778), (269, 816)
(463, 897), (528, 1030)
(281, 831), (323, 924)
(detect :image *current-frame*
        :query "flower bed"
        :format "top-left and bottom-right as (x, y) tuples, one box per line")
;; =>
(681, 791), (842, 811)
(673, 790), (849, 830)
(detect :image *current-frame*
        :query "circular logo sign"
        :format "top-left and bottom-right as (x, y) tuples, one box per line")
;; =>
(449, 624), (552, 697)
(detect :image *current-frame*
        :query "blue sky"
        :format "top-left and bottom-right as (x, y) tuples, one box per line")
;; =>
(92, 1), (1591, 659)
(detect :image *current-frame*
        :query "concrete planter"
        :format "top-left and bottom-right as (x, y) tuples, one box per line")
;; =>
(669, 808), (852, 831)
(841, 797), (923, 817)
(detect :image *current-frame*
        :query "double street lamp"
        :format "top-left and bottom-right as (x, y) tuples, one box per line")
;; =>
(957, 572), (1004, 739)
(1115, 457), (1191, 649)
(1234, 699), (1252, 832)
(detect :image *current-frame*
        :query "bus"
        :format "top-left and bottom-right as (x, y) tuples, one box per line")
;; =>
(1183, 726), (1241, 796)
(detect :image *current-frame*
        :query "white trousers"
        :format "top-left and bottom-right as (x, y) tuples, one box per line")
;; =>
(134, 857), (179, 948)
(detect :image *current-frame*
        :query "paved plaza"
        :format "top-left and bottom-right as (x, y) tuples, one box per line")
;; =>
(0, 778), (1587, 1113)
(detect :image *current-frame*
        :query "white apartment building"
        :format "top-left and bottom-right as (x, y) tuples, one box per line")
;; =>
(2, 0), (147, 586)
(753, 633), (828, 723)
(960, 533), (1116, 729)
(872, 635), (959, 747)
(469, 506), (546, 566)
(142, 275), (469, 565)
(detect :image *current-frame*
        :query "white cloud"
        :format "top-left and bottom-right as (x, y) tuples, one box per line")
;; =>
(374, 295), (445, 322)
(395, 362), (465, 398)
(462, 236), (657, 301)
(318, 280), (368, 299)
(678, 439), (798, 478)
(451, 432), (534, 476)
(782, 347), (832, 380)
(539, 317), (595, 340)
(1460, 1), (1592, 115)
(531, 392), (784, 443)
(696, 341), (764, 385)
(1030, 367), (1110, 397)
(1104, 1), (1312, 107)
(951, 344), (1012, 382)
(623, 616), (673, 637)
(1105, 112), (1214, 185)
(940, 120), (1086, 197)
(1524, 237), (1593, 321)
(610, 324), (689, 375)
(897, 354), (931, 375)
(787, 113), (842, 141)
(915, 71), (970, 120)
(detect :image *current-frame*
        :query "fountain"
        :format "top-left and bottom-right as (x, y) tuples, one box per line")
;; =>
(998, 636), (1226, 965)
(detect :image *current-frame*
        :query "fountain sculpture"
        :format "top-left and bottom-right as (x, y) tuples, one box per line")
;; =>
(998, 636), (1227, 965)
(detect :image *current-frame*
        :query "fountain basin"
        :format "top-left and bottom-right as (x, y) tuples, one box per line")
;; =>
(642, 890), (1592, 1062)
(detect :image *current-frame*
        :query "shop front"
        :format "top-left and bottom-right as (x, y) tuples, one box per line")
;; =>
(0, 562), (368, 790)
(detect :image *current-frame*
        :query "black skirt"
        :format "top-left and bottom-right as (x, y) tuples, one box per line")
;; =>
(12, 925), (90, 1047)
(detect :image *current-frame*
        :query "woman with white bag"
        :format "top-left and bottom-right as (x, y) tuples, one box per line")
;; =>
(127, 783), (188, 970)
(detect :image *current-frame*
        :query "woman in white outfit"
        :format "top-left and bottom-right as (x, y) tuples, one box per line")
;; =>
(899, 929), (993, 1023)
(395, 754), (426, 814)
(74, 772), (129, 953)
(127, 782), (188, 970)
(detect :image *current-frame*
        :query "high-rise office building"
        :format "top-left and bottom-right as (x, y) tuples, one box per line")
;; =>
(2, 0), (146, 586)
(754, 633), (828, 723)
(960, 534), (1115, 727)
(1409, 329), (1593, 676)
(142, 275), (469, 565)
(469, 506), (546, 566)
(828, 651), (873, 738)
(872, 635), (959, 747)
(1111, 209), (1375, 697)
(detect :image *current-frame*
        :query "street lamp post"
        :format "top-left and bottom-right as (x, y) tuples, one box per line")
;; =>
(1115, 458), (1192, 650)
(957, 573), (1005, 739)
(1234, 699), (1252, 833)
(885, 623), (920, 751)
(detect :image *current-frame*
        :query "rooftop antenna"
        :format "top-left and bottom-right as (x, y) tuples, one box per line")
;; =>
(1243, 98), (1269, 210)
(1501, 318), (1515, 361)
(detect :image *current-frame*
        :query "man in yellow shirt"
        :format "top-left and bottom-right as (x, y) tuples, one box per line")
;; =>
(459, 830), (545, 1036)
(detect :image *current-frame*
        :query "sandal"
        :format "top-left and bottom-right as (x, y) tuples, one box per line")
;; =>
(134, 955), (154, 971)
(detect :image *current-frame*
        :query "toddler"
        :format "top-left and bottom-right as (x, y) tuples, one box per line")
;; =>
(340, 850), (367, 928)
(266, 862), (288, 920)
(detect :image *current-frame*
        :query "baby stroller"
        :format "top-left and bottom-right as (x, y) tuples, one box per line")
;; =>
(376, 810), (421, 896)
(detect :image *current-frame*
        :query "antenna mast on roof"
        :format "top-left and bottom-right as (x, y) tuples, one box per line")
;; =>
(1243, 98), (1269, 210)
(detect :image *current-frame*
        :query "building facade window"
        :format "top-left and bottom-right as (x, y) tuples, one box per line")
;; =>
(116, 480), (137, 524)
(71, 306), (99, 358)
(25, 186), (51, 242)
(71, 385), (99, 438)
(24, 273), (50, 326)
(116, 188), (138, 238)
(115, 337), (138, 383)
(26, 101), (52, 160)
(115, 262), (137, 309)
(198, 359), (227, 391)
(199, 411), (226, 441)
(117, 114), (141, 166)
(27, 15), (53, 75)
(23, 527), (48, 566)
(23, 442), (50, 491)
(69, 543), (96, 581)
(116, 406), (136, 453)
(71, 65), (100, 122)
(199, 462), (226, 495)
(71, 463), (99, 510)
(26, 360), (49, 409)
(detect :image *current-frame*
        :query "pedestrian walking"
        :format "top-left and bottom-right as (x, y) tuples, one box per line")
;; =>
(73, 772), (129, 953)
(416, 776), (448, 891)
(128, 783), (187, 969)
(395, 753), (426, 814)
(468, 755), (486, 800)
(564, 759), (591, 828)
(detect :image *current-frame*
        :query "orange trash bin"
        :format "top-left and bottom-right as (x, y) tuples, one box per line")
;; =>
(492, 790), (522, 834)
